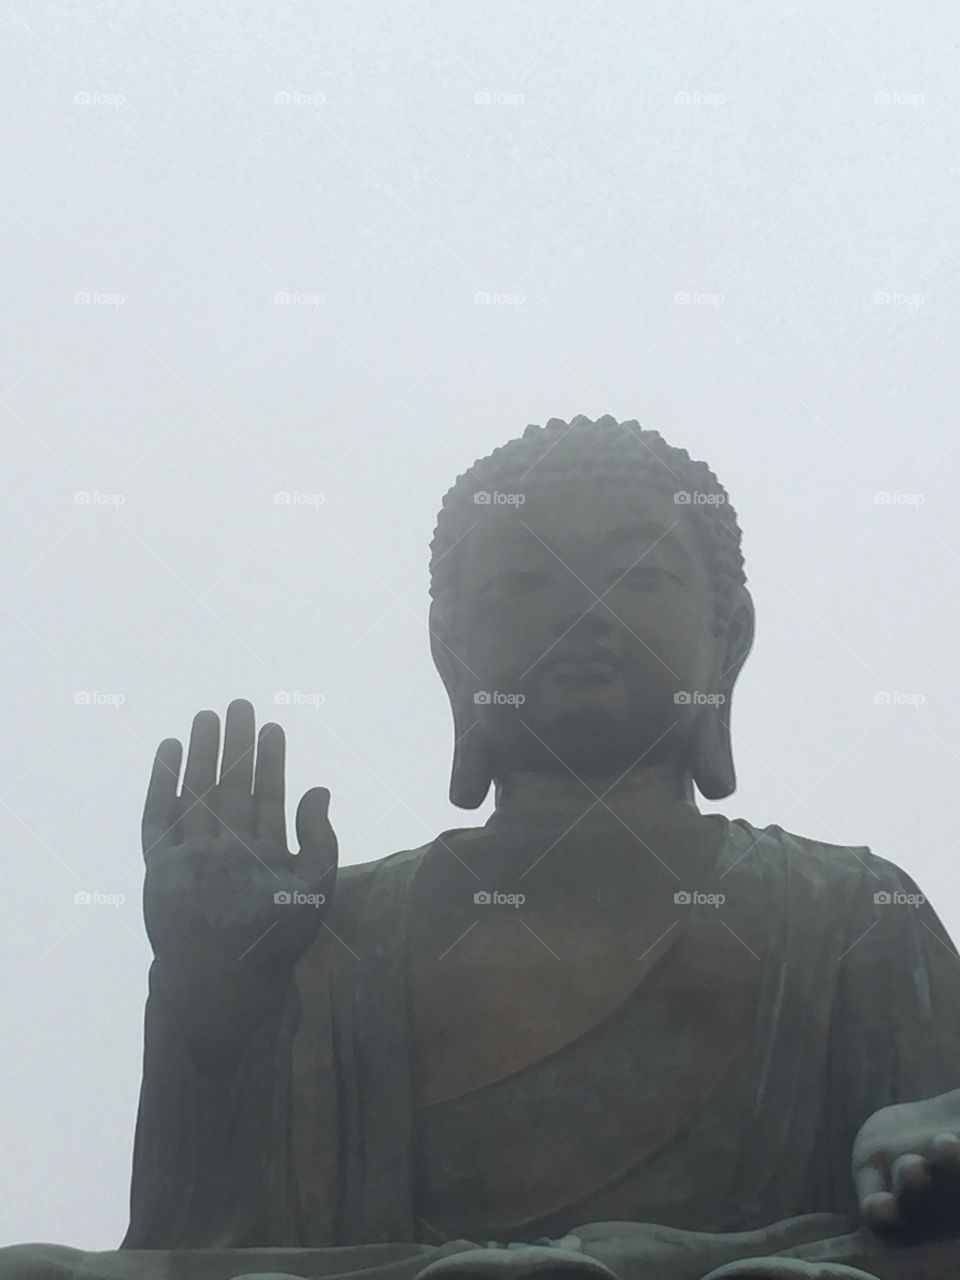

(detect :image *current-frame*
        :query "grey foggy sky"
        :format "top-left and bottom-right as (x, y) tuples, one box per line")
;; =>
(2, 0), (960, 1250)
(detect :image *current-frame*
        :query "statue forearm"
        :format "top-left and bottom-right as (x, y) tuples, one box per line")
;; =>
(150, 954), (295, 1078)
(123, 961), (302, 1249)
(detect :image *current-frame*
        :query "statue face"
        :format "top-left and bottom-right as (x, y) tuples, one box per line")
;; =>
(447, 481), (726, 780)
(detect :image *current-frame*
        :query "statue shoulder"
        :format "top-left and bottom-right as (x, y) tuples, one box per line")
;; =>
(327, 840), (443, 927)
(732, 820), (949, 953)
(333, 826), (480, 898)
(734, 818), (904, 891)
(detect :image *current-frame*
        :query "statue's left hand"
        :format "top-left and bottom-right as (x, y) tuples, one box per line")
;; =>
(852, 1087), (960, 1235)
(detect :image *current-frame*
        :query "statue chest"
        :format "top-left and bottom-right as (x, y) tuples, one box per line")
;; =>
(405, 872), (763, 1240)
(405, 818), (728, 1106)
(408, 890), (682, 1106)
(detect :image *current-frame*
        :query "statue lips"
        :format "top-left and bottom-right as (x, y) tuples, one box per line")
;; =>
(542, 645), (625, 683)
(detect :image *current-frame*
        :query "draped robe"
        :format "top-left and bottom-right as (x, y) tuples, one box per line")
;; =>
(4, 817), (960, 1279)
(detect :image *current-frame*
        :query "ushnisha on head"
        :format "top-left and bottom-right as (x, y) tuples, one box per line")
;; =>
(429, 414), (755, 809)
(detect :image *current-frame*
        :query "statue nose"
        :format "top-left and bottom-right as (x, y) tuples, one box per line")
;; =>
(550, 605), (616, 644)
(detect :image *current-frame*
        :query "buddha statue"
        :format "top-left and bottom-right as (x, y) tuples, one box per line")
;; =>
(4, 415), (960, 1280)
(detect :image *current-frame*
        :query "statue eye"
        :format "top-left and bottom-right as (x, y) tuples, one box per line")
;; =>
(614, 565), (682, 591)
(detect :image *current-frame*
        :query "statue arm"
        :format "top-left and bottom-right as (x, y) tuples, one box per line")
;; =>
(123, 700), (344, 1249)
(121, 957), (302, 1249)
(835, 857), (960, 1235)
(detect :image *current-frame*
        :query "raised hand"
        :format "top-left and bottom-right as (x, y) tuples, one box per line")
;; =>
(852, 1088), (960, 1237)
(141, 698), (338, 1068)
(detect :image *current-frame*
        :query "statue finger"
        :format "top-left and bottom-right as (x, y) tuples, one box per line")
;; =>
(181, 709), (220, 839)
(859, 1192), (897, 1231)
(927, 1130), (960, 1170)
(891, 1152), (929, 1202)
(218, 698), (256, 811)
(853, 1161), (894, 1227)
(142, 737), (182, 857)
(254, 722), (287, 849)
(295, 786), (338, 889)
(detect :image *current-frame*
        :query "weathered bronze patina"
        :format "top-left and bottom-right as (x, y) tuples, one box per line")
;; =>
(5, 416), (960, 1280)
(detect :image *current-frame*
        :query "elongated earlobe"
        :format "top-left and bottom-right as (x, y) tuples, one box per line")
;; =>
(449, 702), (494, 808)
(692, 589), (754, 800)
(690, 704), (736, 800)
(430, 603), (494, 808)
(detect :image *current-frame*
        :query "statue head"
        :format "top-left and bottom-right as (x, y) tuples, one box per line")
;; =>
(428, 415), (755, 809)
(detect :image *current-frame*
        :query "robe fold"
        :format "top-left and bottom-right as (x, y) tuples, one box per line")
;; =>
(409, 818), (960, 1239)
(4, 818), (960, 1279)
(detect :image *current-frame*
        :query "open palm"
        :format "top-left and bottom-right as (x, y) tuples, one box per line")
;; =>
(142, 698), (337, 974)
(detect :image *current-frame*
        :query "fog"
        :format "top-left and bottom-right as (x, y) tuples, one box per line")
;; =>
(2, 0), (959, 1250)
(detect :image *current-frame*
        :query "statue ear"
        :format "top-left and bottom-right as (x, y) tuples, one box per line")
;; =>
(691, 587), (755, 802)
(429, 603), (494, 809)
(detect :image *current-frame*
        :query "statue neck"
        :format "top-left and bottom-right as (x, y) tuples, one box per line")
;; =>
(490, 763), (698, 830)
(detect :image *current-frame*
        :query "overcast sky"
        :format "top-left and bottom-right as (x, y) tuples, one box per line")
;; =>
(2, 0), (959, 1251)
